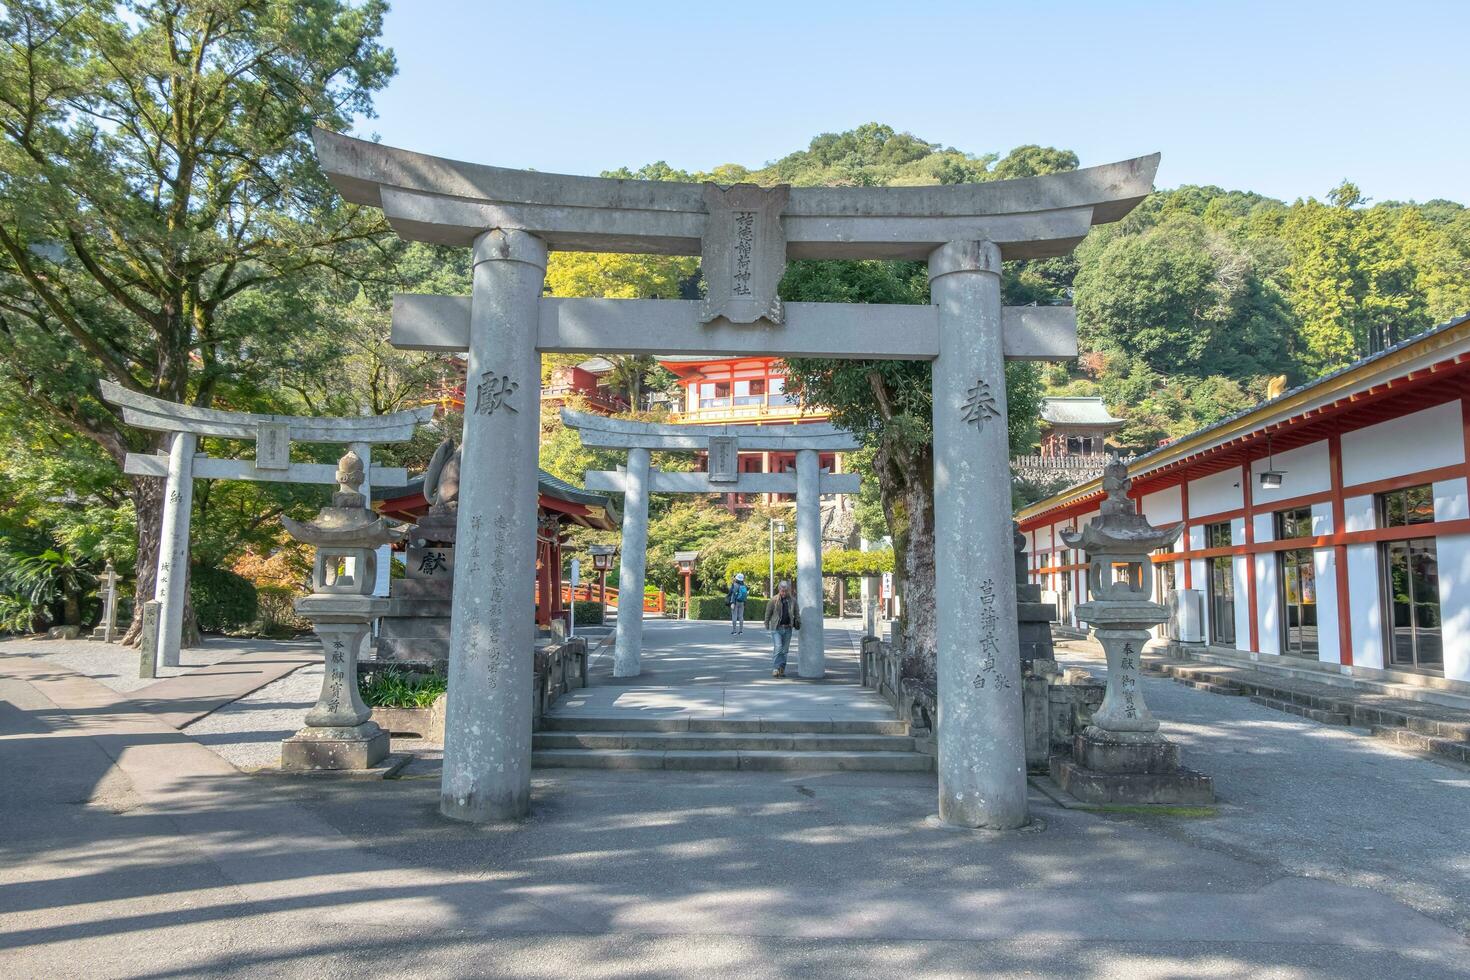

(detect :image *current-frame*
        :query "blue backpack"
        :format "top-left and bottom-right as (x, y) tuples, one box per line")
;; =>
(731, 583), (749, 603)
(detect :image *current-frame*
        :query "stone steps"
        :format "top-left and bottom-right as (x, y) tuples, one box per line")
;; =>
(1369, 726), (1470, 765)
(534, 715), (931, 771)
(1144, 655), (1470, 766)
(542, 716), (909, 735)
(1247, 695), (1351, 726)
(535, 731), (915, 753)
(532, 748), (935, 772)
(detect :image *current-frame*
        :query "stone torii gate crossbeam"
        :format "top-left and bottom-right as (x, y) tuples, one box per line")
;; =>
(101, 381), (431, 670)
(561, 408), (860, 679)
(311, 127), (1157, 829)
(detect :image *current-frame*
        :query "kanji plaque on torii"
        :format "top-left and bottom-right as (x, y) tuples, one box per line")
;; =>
(312, 127), (1158, 830)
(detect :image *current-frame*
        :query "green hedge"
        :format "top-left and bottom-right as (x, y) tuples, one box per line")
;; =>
(726, 549), (893, 583)
(190, 565), (258, 633)
(573, 600), (607, 626)
(686, 594), (768, 621)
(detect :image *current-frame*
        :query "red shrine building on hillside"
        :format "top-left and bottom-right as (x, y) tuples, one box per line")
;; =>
(1018, 314), (1470, 685)
(655, 354), (848, 510)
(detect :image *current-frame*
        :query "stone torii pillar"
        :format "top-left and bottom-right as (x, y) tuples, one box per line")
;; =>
(440, 229), (548, 823)
(929, 240), (1026, 829)
(614, 446), (651, 676)
(794, 448), (823, 676)
(101, 381), (428, 671)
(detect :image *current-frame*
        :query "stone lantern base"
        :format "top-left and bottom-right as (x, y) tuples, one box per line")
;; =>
(282, 721), (389, 771)
(1051, 725), (1214, 805)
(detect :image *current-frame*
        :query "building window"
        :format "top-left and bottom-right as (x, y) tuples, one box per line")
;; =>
(1205, 521), (1235, 646)
(768, 376), (793, 406)
(699, 381), (731, 409)
(1155, 553), (1176, 605)
(1380, 538), (1442, 673)
(1274, 507), (1313, 540)
(1279, 548), (1317, 658)
(1378, 484), (1436, 528)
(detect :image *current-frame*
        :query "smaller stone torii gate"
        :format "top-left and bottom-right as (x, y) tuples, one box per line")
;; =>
(100, 381), (432, 669)
(561, 408), (860, 678)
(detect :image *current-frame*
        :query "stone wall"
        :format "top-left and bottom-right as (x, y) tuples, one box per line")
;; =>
(532, 637), (589, 729)
(859, 634), (1103, 771)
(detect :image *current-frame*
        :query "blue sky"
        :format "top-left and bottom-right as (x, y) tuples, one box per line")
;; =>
(355, 0), (1468, 204)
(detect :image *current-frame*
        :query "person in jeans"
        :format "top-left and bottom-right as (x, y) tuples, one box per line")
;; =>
(763, 579), (801, 677)
(726, 573), (749, 634)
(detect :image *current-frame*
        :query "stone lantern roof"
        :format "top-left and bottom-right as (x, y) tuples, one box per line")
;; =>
(1060, 457), (1181, 555)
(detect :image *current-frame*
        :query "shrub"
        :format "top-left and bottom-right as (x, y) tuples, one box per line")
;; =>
(359, 668), (447, 708)
(573, 600), (607, 626)
(255, 585), (309, 638)
(686, 594), (768, 621)
(189, 565), (258, 633)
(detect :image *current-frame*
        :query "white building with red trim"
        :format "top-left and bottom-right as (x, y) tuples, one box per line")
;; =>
(1018, 314), (1470, 686)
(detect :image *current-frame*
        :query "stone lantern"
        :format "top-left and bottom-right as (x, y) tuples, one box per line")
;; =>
(279, 450), (402, 770)
(1052, 458), (1213, 804)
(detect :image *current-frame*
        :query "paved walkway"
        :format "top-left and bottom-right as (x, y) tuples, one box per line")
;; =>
(552, 619), (899, 725)
(1054, 637), (1470, 938)
(2, 647), (1466, 977)
(0, 635), (319, 730)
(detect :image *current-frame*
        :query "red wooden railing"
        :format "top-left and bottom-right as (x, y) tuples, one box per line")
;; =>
(560, 583), (664, 613)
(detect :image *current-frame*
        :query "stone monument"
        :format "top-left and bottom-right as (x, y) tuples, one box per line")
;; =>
(279, 451), (401, 770)
(376, 438), (460, 666)
(1051, 459), (1213, 804)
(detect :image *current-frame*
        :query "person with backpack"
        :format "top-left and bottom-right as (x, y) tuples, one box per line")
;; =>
(763, 579), (801, 677)
(726, 573), (750, 634)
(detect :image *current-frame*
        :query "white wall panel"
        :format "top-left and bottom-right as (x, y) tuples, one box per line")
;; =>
(1251, 439), (1331, 506)
(1190, 468), (1244, 518)
(1342, 401), (1465, 486)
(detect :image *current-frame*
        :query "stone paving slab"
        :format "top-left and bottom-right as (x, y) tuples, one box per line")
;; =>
(550, 619), (892, 724)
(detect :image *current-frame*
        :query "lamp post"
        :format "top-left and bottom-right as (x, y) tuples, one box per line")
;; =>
(768, 518), (787, 598)
(675, 551), (699, 620)
(589, 544), (616, 626)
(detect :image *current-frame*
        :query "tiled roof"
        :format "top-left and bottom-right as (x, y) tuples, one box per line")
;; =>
(373, 469), (613, 510)
(1040, 397), (1124, 427)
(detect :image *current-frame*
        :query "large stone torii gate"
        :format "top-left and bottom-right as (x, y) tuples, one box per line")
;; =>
(561, 408), (861, 679)
(101, 381), (431, 670)
(313, 128), (1157, 829)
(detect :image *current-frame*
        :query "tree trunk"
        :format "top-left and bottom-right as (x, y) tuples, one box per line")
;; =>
(121, 471), (201, 648)
(63, 591), (81, 627)
(874, 436), (937, 686)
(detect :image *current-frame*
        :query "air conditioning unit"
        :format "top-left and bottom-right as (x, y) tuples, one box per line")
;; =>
(1167, 589), (1204, 643)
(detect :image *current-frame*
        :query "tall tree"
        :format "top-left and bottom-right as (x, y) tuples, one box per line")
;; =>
(781, 260), (1043, 681)
(0, 0), (394, 640)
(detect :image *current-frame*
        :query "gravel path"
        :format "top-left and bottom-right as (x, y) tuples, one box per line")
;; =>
(1054, 638), (1470, 938)
(180, 663), (322, 770)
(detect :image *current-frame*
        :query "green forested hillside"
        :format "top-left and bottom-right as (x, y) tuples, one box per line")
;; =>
(597, 123), (1469, 452)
